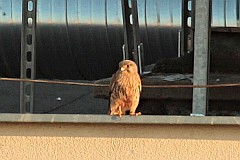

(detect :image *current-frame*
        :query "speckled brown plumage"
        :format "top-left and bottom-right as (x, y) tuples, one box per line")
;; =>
(108, 60), (141, 117)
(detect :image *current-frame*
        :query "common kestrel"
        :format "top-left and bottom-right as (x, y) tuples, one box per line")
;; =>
(108, 60), (142, 117)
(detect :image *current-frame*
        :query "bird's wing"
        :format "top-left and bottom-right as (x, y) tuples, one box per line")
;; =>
(108, 73), (117, 114)
(109, 73), (117, 94)
(137, 74), (142, 92)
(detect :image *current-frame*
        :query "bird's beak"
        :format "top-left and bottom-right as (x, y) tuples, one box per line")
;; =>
(120, 67), (125, 71)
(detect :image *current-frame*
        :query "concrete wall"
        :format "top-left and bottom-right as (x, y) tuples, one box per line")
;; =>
(0, 122), (240, 160)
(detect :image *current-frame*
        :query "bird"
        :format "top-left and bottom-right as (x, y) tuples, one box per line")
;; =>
(108, 60), (142, 117)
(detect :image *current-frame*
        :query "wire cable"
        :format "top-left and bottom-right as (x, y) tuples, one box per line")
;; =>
(1, 77), (240, 88)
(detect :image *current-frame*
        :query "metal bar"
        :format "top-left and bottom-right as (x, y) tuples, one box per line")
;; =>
(137, 43), (143, 74)
(121, 0), (131, 60)
(192, 0), (212, 116)
(223, 0), (226, 27)
(181, 0), (188, 56)
(121, 0), (143, 73)
(178, 30), (182, 57)
(131, 0), (141, 65)
(122, 45), (126, 60)
(237, 0), (240, 27)
(181, 0), (195, 56)
(20, 0), (37, 113)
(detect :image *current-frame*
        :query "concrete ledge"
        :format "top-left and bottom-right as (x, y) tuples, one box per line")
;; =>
(0, 114), (240, 125)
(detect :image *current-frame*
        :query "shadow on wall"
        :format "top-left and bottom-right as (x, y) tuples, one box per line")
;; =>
(0, 122), (240, 141)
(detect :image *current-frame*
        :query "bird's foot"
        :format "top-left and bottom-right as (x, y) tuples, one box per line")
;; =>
(110, 113), (121, 117)
(130, 112), (141, 116)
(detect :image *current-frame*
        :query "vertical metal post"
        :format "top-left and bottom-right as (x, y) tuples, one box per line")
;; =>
(237, 0), (240, 27)
(20, 0), (37, 113)
(192, 0), (211, 116)
(121, 0), (143, 74)
(181, 0), (195, 56)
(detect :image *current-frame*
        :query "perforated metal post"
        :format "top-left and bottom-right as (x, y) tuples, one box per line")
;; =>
(237, 0), (240, 27)
(192, 0), (211, 116)
(121, 0), (143, 74)
(20, 0), (37, 113)
(181, 0), (195, 56)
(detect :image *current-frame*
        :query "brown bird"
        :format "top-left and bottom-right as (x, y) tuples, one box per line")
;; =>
(108, 60), (142, 117)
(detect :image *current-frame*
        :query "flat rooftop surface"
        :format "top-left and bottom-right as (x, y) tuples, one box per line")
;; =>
(0, 80), (108, 114)
(1, 73), (240, 116)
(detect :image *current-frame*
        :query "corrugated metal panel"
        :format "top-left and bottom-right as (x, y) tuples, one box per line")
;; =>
(0, 0), (239, 80)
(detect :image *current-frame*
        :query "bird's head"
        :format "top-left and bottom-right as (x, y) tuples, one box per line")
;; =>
(118, 60), (138, 73)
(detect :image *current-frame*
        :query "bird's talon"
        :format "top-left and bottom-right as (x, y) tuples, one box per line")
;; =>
(130, 112), (141, 116)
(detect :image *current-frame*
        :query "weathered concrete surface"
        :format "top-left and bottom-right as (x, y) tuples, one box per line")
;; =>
(0, 114), (240, 125)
